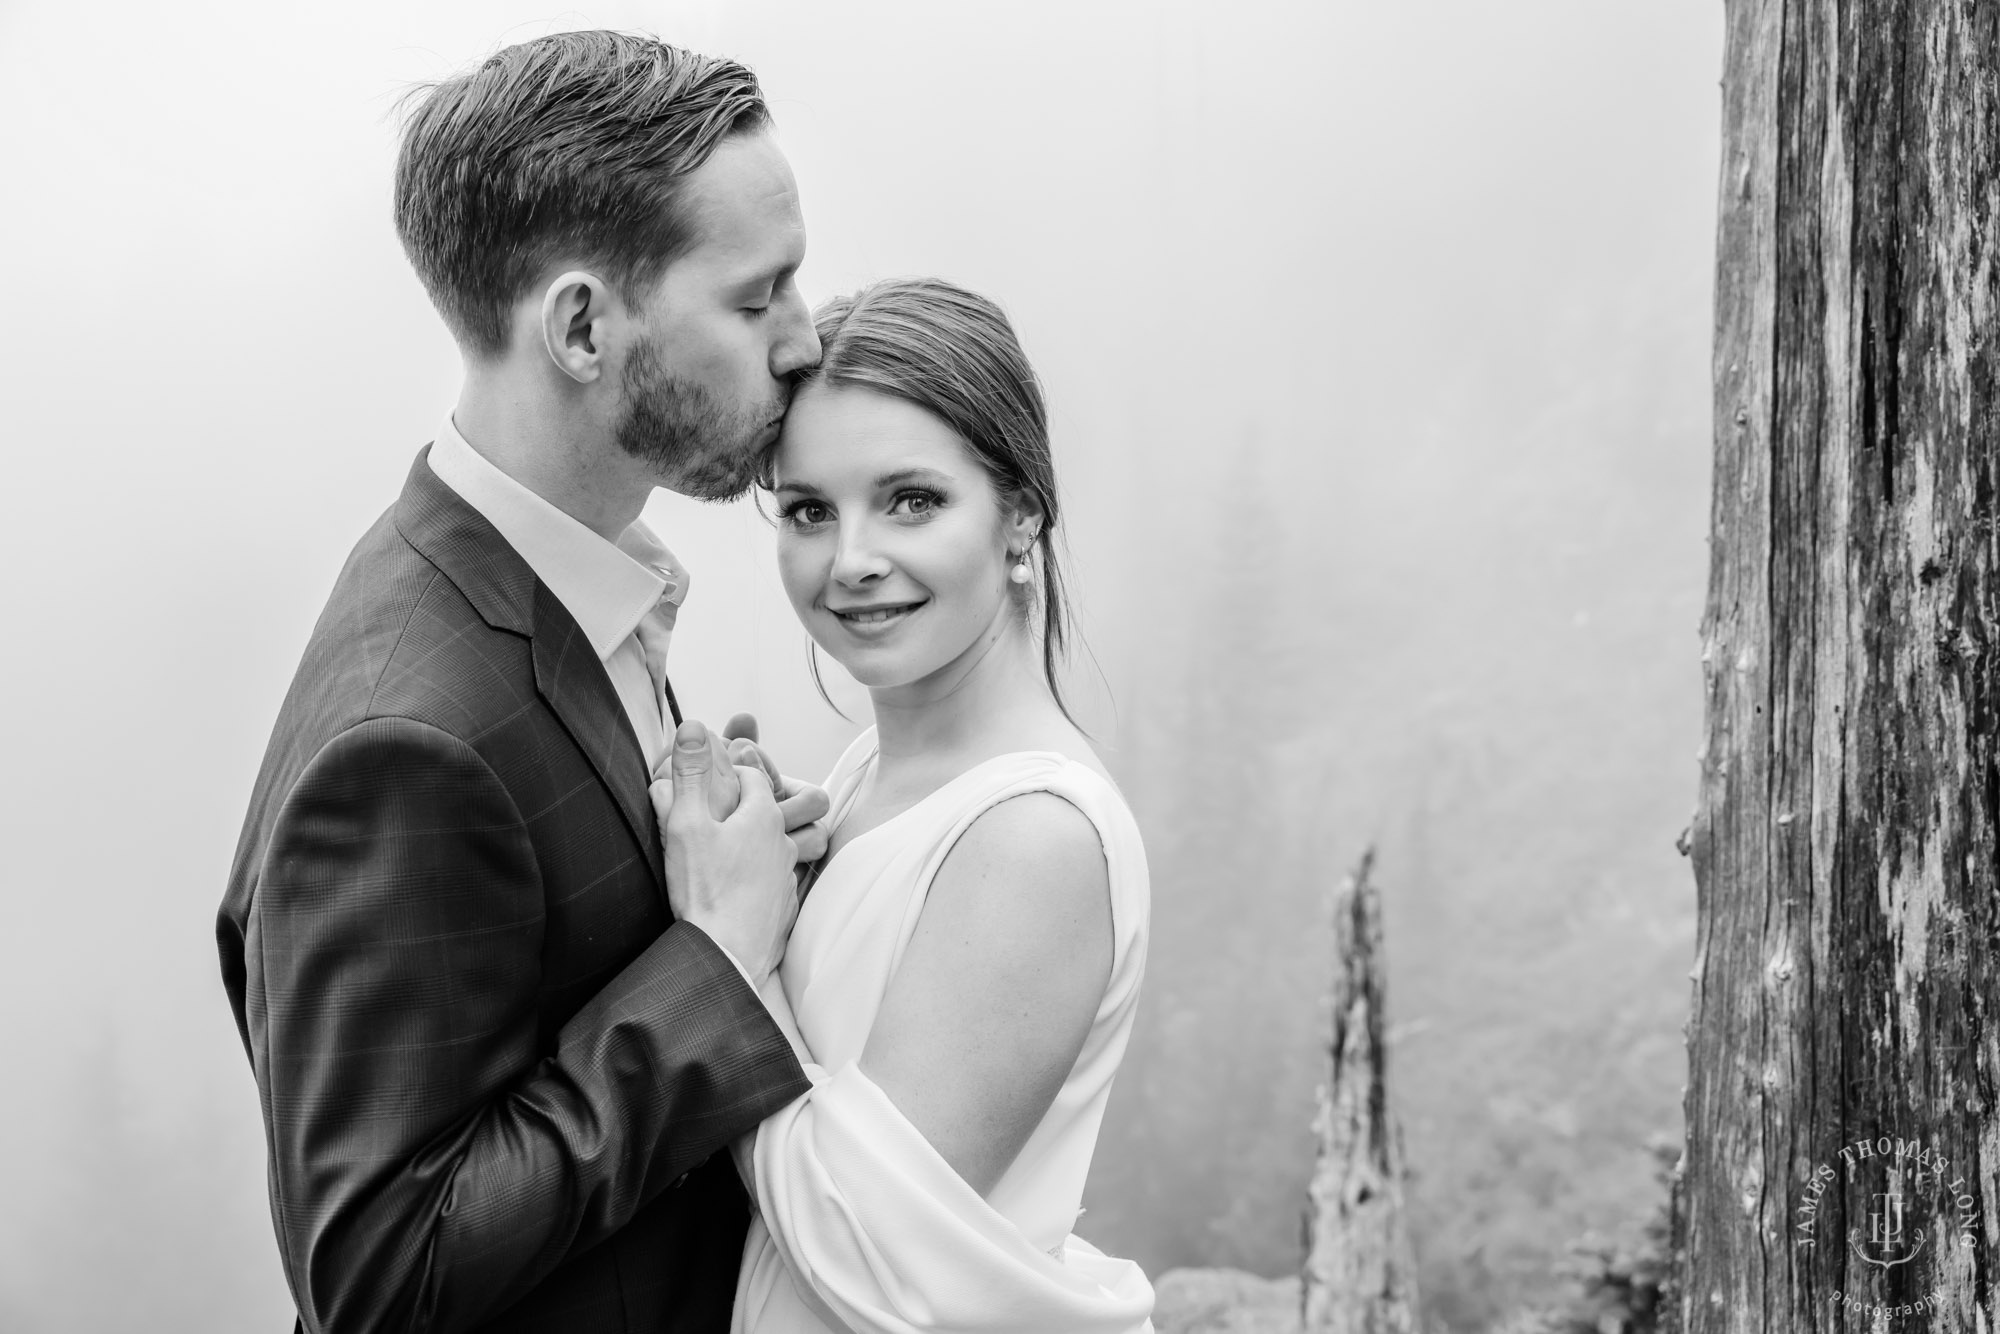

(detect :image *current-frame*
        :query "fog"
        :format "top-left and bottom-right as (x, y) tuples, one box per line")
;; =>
(0, 3), (1719, 1330)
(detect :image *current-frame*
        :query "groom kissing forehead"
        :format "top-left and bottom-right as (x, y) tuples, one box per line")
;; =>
(219, 29), (825, 1334)
(398, 29), (821, 514)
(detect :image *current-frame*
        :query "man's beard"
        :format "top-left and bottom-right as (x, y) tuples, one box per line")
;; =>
(614, 338), (778, 502)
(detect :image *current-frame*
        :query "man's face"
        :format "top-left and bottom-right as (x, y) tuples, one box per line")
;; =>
(616, 129), (820, 501)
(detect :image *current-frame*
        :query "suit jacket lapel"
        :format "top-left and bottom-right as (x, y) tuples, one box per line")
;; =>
(394, 447), (667, 897)
(530, 587), (667, 893)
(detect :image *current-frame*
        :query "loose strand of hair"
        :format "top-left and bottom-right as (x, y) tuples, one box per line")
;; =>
(807, 638), (852, 722)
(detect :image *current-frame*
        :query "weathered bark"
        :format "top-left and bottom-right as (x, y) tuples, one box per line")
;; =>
(1687, 2), (2000, 1330)
(1300, 850), (1418, 1334)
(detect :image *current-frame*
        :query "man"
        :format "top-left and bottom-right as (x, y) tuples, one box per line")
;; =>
(218, 31), (825, 1333)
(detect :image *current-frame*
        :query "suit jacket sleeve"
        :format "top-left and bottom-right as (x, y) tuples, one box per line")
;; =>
(246, 714), (808, 1333)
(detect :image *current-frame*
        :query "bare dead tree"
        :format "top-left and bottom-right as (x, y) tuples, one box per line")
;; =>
(1302, 849), (1418, 1334)
(1686, 2), (2000, 1329)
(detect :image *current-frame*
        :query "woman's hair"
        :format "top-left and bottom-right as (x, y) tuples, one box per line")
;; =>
(775, 276), (1080, 723)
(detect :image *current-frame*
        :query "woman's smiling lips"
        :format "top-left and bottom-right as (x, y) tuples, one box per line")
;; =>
(826, 599), (927, 635)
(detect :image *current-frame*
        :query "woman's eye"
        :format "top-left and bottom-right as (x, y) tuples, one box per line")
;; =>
(890, 489), (942, 518)
(743, 304), (771, 320)
(779, 500), (830, 527)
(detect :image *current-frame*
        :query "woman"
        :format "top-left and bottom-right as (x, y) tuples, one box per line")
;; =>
(730, 277), (1155, 1334)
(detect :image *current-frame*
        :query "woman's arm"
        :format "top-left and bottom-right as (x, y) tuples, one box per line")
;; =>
(736, 790), (1152, 1334)
(857, 791), (1114, 1195)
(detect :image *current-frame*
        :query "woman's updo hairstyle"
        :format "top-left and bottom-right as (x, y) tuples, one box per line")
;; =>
(774, 276), (1078, 722)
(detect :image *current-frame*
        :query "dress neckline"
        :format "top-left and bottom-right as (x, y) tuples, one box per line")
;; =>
(822, 743), (1081, 868)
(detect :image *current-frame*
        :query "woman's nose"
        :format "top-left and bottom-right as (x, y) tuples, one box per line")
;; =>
(831, 529), (890, 585)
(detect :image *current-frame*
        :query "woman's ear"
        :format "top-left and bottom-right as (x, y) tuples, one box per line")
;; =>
(1004, 495), (1046, 556)
(539, 270), (614, 384)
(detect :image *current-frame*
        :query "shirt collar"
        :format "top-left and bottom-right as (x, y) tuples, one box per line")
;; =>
(426, 414), (690, 661)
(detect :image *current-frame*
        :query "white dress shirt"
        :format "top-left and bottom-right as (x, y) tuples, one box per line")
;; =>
(427, 414), (686, 775)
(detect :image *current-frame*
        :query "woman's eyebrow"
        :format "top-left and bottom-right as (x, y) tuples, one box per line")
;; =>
(771, 478), (824, 496)
(873, 467), (955, 489)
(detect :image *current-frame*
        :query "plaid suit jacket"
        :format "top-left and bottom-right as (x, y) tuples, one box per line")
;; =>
(218, 451), (810, 1334)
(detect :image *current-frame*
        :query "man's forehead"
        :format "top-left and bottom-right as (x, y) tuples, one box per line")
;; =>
(678, 132), (806, 266)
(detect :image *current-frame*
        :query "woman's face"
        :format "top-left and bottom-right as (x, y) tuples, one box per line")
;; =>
(770, 382), (1032, 694)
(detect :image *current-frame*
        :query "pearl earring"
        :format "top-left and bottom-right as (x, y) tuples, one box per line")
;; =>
(1010, 552), (1033, 585)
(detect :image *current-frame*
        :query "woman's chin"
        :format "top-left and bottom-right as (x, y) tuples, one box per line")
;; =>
(843, 657), (925, 692)
(808, 640), (892, 690)
(822, 645), (954, 696)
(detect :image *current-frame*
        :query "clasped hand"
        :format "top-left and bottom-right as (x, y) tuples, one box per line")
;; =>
(648, 713), (831, 983)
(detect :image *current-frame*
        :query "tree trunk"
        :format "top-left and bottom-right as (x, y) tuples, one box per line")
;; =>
(1687, 2), (2000, 1330)
(1300, 849), (1418, 1334)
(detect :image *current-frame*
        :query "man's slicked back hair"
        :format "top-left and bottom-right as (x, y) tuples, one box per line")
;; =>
(395, 30), (769, 356)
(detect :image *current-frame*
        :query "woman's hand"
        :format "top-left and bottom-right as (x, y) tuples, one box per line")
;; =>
(722, 712), (832, 874)
(652, 712), (831, 877)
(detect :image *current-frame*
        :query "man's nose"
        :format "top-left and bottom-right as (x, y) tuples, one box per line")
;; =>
(772, 287), (821, 379)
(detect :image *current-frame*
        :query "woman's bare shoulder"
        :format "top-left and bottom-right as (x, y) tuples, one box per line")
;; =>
(930, 790), (1111, 946)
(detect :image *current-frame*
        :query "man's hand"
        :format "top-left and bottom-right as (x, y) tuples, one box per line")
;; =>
(721, 713), (831, 873)
(650, 713), (830, 876)
(650, 719), (798, 983)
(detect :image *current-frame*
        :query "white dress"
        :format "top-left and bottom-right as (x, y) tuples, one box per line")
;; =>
(730, 727), (1156, 1334)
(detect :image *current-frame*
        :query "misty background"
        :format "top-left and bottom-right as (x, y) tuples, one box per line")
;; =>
(0, 3), (1719, 1330)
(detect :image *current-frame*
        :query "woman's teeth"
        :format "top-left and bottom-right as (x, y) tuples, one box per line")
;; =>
(838, 604), (917, 624)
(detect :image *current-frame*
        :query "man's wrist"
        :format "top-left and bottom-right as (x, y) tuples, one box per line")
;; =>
(711, 937), (768, 991)
(680, 919), (772, 992)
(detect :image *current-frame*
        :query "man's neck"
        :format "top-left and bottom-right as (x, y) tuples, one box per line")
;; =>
(452, 372), (652, 542)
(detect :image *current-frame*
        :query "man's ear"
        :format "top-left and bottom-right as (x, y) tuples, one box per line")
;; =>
(539, 270), (615, 384)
